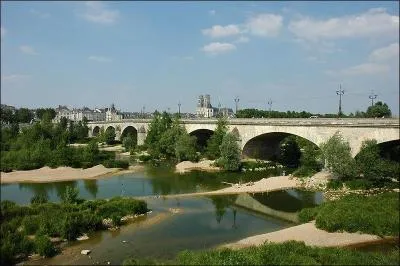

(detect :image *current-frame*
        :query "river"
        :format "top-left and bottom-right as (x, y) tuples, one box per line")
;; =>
(1, 164), (323, 265)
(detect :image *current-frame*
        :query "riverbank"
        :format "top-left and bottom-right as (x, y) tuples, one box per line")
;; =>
(0, 164), (145, 184)
(222, 221), (391, 249)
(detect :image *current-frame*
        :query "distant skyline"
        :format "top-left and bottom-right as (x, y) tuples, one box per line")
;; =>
(1, 1), (399, 115)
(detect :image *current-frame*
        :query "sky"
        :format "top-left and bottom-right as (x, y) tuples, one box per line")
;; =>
(1, 1), (399, 115)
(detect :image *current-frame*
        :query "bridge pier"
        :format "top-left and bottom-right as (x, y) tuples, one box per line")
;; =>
(137, 131), (146, 146)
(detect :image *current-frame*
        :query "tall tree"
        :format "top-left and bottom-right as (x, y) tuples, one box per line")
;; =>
(219, 132), (241, 171)
(366, 101), (391, 118)
(321, 132), (357, 180)
(279, 136), (301, 167)
(206, 117), (228, 159)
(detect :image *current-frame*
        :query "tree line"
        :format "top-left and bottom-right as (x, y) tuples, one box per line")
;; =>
(236, 101), (392, 118)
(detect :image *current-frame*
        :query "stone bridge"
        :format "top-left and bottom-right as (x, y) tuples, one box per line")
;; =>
(87, 118), (399, 157)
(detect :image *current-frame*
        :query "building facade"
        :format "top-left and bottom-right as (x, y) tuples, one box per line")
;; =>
(196, 95), (234, 118)
(53, 105), (106, 123)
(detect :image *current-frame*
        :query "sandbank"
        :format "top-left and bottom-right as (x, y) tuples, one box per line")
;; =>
(223, 221), (388, 249)
(175, 160), (221, 174)
(1, 164), (145, 184)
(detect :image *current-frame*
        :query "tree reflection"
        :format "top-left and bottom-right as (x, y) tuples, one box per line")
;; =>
(54, 181), (78, 200)
(19, 183), (52, 201)
(209, 195), (238, 224)
(84, 180), (98, 198)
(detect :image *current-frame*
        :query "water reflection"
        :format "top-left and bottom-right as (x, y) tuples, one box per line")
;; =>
(84, 180), (98, 198)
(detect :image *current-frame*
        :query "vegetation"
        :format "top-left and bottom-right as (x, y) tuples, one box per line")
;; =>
(279, 136), (301, 168)
(366, 101), (392, 118)
(205, 117), (228, 159)
(144, 112), (197, 161)
(217, 133), (241, 171)
(320, 132), (357, 180)
(0, 193), (148, 265)
(123, 134), (137, 152)
(0, 106), (35, 124)
(298, 192), (399, 237)
(0, 115), (127, 172)
(172, 241), (399, 265)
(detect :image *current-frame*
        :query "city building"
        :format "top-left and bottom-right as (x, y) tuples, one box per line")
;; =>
(53, 105), (106, 123)
(105, 104), (122, 121)
(196, 95), (234, 118)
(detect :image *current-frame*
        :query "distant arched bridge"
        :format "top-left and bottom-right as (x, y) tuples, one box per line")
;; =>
(87, 118), (399, 157)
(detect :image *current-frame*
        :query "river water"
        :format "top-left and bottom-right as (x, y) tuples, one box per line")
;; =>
(1, 164), (323, 265)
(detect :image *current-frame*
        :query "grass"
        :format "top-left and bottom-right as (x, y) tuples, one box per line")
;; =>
(298, 192), (399, 236)
(123, 241), (399, 265)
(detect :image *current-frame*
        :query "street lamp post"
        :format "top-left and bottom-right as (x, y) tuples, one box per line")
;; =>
(336, 85), (344, 118)
(369, 91), (377, 107)
(267, 99), (273, 118)
(234, 97), (239, 115)
(178, 102), (181, 117)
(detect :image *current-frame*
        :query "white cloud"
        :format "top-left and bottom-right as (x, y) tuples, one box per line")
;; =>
(30, 9), (50, 19)
(245, 13), (283, 37)
(1, 74), (31, 82)
(369, 43), (399, 62)
(289, 8), (399, 41)
(1, 26), (6, 38)
(235, 36), (250, 43)
(88, 55), (112, 62)
(209, 10), (216, 16)
(201, 42), (236, 55)
(19, 45), (39, 55)
(81, 1), (120, 24)
(342, 63), (390, 76)
(202, 24), (241, 38)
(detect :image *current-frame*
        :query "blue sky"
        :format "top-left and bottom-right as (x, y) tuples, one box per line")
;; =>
(1, 1), (399, 115)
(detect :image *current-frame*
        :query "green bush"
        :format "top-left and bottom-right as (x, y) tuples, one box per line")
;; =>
(102, 159), (129, 169)
(35, 235), (57, 257)
(344, 179), (374, 190)
(326, 179), (343, 190)
(138, 154), (152, 162)
(22, 215), (41, 234)
(30, 194), (48, 204)
(298, 206), (321, 223)
(301, 192), (399, 236)
(292, 166), (317, 177)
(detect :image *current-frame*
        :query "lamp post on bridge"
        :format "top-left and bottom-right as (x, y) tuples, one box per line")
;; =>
(267, 99), (273, 118)
(178, 102), (181, 117)
(234, 97), (239, 116)
(336, 85), (344, 118)
(369, 91), (377, 107)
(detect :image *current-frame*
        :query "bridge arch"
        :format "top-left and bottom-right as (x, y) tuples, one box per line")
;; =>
(120, 126), (138, 145)
(92, 126), (100, 137)
(242, 132), (319, 160)
(189, 129), (214, 151)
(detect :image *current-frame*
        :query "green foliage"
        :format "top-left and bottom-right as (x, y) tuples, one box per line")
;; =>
(206, 117), (228, 159)
(299, 192), (399, 237)
(320, 132), (357, 180)
(326, 179), (343, 190)
(236, 108), (348, 119)
(1, 197), (148, 263)
(279, 136), (301, 168)
(176, 241), (399, 265)
(138, 154), (152, 162)
(102, 159), (129, 169)
(355, 139), (398, 181)
(218, 133), (241, 171)
(123, 135), (136, 152)
(175, 134), (198, 162)
(61, 186), (80, 204)
(35, 108), (56, 121)
(366, 101), (391, 118)
(298, 206), (321, 223)
(34, 235), (57, 257)
(30, 194), (48, 204)
(103, 128), (116, 145)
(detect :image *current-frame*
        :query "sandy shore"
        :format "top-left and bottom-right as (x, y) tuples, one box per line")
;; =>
(144, 175), (303, 199)
(223, 221), (386, 249)
(0, 164), (145, 184)
(175, 160), (221, 174)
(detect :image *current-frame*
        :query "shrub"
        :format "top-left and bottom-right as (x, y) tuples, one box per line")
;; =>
(61, 186), (80, 204)
(138, 154), (151, 162)
(35, 235), (57, 257)
(292, 166), (317, 177)
(298, 206), (321, 223)
(22, 215), (41, 234)
(102, 159), (129, 169)
(30, 194), (48, 204)
(111, 214), (122, 226)
(218, 133), (241, 171)
(344, 179), (374, 190)
(326, 179), (343, 190)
